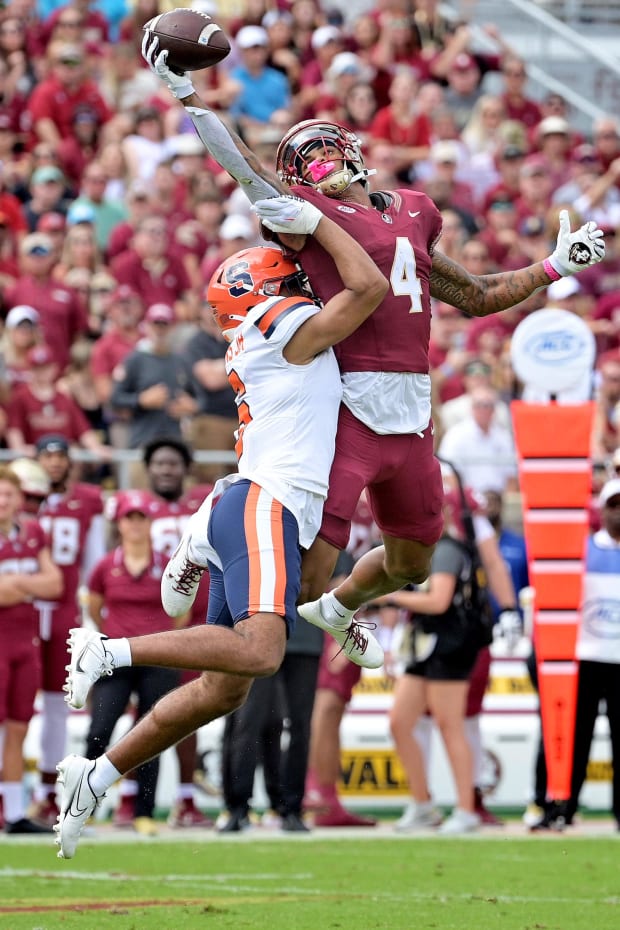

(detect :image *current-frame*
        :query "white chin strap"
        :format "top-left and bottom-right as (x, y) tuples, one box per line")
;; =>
(315, 167), (377, 197)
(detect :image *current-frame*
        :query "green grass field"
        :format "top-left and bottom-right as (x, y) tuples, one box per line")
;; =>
(1, 833), (618, 930)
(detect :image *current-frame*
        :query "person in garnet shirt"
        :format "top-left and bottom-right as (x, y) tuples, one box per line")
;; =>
(4, 232), (87, 373)
(0, 465), (62, 834)
(85, 490), (184, 836)
(26, 40), (111, 148)
(109, 215), (193, 317)
(5, 344), (110, 458)
(28, 433), (105, 829)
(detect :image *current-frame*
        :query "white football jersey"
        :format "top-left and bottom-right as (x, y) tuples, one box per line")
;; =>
(224, 294), (342, 547)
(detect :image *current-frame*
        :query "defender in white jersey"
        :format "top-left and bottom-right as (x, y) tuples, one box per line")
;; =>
(55, 198), (387, 859)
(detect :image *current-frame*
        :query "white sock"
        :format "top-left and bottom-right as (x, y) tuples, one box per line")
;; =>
(39, 691), (69, 774)
(320, 591), (355, 629)
(106, 637), (132, 668)
(177, 784), (195, 801)
(3, 782), (24, 823)
(90, 755), (123, 796)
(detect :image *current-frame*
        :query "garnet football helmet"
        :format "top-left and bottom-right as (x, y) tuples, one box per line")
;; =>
(276, 120), (375, 196)
(206, 247), (317, 339)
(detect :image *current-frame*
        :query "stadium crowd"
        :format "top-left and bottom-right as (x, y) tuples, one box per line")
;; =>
(0, 0), (619, 837)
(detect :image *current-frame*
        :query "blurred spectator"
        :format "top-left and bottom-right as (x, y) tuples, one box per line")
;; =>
(23, 165), (71, 232)
(592, 116), (620, 176)
(101, 40), (161, 114)
(428, 300), (470, 406)
(553, 144), (604, 205)
(105, 178), (154, 262)
(52, 221), (106, 283)
(110, 215), (193, 317)
(571, 158), (620, 231)
(534, 116), (573, 189)
(592, 357), (620, 459)
(227, 25), (291, 130)
(57, 337), (106, 437)
(438, 385), (518, 494)
(29, 432), (105, 828)
(498, 55), (542, 130)
(36, 210), (67, 256)
(43, 0), (110, 48)
(443, 53), (483, 131)
(179, 297), (237, 484)
(56, 103), (104, 187)
(85, 488), (181, 837)
(5, 342), (110, 458)
(84, 268), (117, 339)
(121, 105), (169, 182)
(201, 213), (259, 284)
(366, 139), (402, 193)
(369, 12), (431, 81)
(341, 81), (377, 140)
(481, 144), (527, 214)
(26, 39), (112, 147)
(0, 464), (62, 834)
(261, 9), (302, 93)
(461, 94), (506, 158)
(90, 283), (142, 449)
(514, 155), (553, 226)
(423, 140), (477, 218)
(110, 302), (197, 458)
(298, 24), (345, 118)
(0, 14), (38, 101)
(368, 66), (431, 178)
(69, 160), (126, 251)
(5, 232), (87, 372)
(314, 51), (372, 124)
(439, 358), (512, 434)
(0, 304), (41, 393)
(435, 208), (467, 260)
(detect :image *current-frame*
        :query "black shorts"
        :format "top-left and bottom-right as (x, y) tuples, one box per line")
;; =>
(405, 646), (479, 682)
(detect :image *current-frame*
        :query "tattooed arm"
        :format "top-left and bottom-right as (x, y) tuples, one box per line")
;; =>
(430, 250), (551, 317)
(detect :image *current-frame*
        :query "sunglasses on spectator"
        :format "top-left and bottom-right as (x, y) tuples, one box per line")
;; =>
(57, 58), (81, 67)
(605, 498), (620, 509)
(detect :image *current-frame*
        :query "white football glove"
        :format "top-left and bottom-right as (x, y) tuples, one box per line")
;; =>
(251, 196), (323, 236)
(547, 209), (606, 277)
(141, 29), (195, 100)
(493, 609), (522, 653)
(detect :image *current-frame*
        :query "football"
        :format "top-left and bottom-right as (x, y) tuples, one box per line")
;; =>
(143, 8), (231, 73)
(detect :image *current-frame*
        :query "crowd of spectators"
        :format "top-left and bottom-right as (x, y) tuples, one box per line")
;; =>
(0, 0), (617, 488)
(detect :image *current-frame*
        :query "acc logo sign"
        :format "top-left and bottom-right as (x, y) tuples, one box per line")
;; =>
(523, 328), (586, 366)
(582, 597), (620, 639)
(511, 307), (595, 400)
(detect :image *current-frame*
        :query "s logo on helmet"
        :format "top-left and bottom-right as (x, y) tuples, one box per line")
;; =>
(225, 261), (254, 298)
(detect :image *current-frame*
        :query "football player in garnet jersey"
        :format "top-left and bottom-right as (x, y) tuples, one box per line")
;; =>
(55, 197), (388, 860)
(141, 36), (606, 646)
(29, 435), (105, 828)
(0, 465), (62, 834)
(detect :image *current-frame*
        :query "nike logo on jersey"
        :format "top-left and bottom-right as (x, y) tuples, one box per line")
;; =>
(409, 211), (420, 218)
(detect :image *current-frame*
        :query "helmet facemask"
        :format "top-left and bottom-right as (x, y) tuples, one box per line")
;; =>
(276, 121), (375, 196)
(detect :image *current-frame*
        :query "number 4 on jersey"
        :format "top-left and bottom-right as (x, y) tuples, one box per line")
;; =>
(390, 237), (423, 313)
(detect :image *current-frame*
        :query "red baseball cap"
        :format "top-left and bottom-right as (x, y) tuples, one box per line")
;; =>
(115, 490), (155, 520)
(112, 283), (140, 303)
(145, 303), (175, 324)
(37, 212), (67, 234)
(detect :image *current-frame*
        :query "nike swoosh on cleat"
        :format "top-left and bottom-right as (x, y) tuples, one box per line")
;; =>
(67, 770), (91, 817)
(408, 211), (420, 218)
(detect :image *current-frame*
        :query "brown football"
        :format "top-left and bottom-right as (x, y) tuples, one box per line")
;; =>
(143, 8), (231, 73)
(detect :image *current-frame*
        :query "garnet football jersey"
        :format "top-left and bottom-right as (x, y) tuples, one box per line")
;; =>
(291, 185), (442, 375)
(0, 520), (49, 636)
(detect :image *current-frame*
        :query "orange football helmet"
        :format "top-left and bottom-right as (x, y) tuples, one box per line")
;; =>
(206, 247), (317, 340)
(276, 119), (374, 195)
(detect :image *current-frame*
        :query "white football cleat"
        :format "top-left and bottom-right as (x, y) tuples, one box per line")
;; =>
(54, 755), (104, 859)
(161, 533), (207, 618)
(394, 800), (443, 832)
(298, 597), (384, 669)
(64, 628), (115, 710)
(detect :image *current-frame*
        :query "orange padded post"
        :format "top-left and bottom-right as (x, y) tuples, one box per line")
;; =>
(511, 400), (594, 802)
